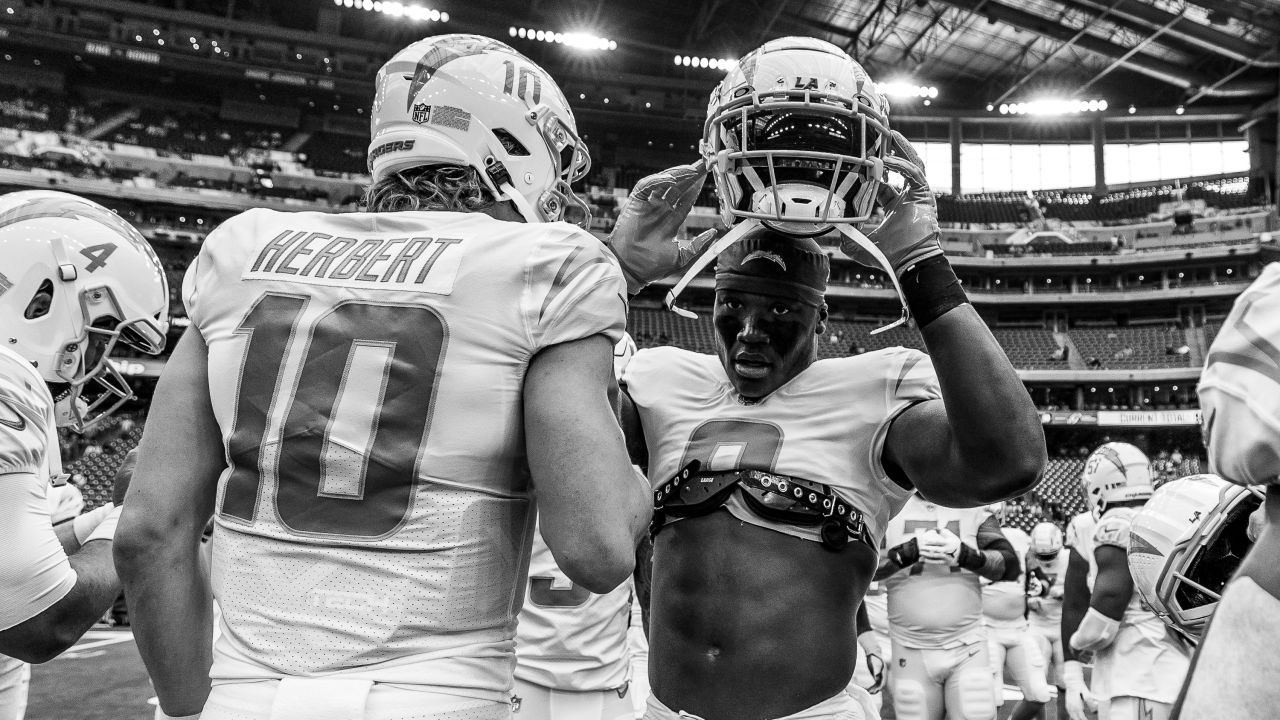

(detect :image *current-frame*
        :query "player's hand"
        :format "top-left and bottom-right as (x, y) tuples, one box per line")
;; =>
(112, 448), (139, 506)
(919, 528), (963, 566)
(1050, 584), (1064, 599)
(1248, 502), (1266, 542)
(605, 162), (717, 295)
(887, 537), (920, 568)
(1026, 574), (1044, 597)
(1062, 660), (1098, 720)
(857, 631), (887, 694)
(840, 130), (942, 276)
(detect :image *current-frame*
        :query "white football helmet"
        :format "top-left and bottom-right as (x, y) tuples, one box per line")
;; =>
(1030, 522), (1064, 561)
(1082, 441), (1154, 519)
(0, 190), (169, 431)
(368, 34), (591, 226)
(613, 331), (637, 381)
(1199, 262), (1280, 486)
(702, 36), (889, 237)
(1128, 474), (1262, 643)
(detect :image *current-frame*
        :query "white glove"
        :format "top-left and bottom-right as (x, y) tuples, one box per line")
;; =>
(857, 631), (886, 694)
(72, 503), (117, 545)
(604, 162), (716, 295)
(919, 528), (963, 566)
(1062, 660), (1097, 720)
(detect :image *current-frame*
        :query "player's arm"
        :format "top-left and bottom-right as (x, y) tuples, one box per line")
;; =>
(525, 334), (651, 594)
(1069, 544), (1130, 653)
(874, 536), (920, 580)
(114, 327), (221, 717)
(634, 532), (653, 637)
(616, 387), (649, 470)
(0, 481), (121, 663)
(1060, 546), (1091, 663)
(883, 305), (1046, 506)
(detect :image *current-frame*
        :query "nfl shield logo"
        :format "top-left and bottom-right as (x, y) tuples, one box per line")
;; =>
(411, 103), (430, 124)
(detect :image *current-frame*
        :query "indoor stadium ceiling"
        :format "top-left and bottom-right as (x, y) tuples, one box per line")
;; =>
(138, 0), (1280, 113)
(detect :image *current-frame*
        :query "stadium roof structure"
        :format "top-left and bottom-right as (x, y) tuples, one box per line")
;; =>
(154, 0), (1280, 115)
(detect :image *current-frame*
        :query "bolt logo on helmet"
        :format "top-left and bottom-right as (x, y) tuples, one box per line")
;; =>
(0, 190), (169, 431)
(369, 34), (591, 226)
(702, 36), (889, 237)
(1081, 441), (1154, 519)
(1127, 474), (1262, 643)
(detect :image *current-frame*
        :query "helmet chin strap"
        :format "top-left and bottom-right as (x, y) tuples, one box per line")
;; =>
(831, 224), (910, 335)
(664, 219), (762, 319)
(500, 183), (545, 223)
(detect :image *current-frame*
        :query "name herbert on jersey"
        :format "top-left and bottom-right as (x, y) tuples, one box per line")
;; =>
(245, 228), (463, 294)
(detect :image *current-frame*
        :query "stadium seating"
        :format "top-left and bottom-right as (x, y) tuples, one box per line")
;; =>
(1069, 325), (1192, 369)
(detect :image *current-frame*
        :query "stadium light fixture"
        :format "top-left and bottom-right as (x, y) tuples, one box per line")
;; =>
(673, 55), (737, 71)
(999, 98), (1108, 116)
(510, 27), (616, 51)
(880, 81), (938, 100)
(338, 1), (449, 22)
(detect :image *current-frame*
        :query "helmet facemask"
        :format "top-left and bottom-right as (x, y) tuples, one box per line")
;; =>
(52, 283), (167, 432)
(704, 84), (888, 236)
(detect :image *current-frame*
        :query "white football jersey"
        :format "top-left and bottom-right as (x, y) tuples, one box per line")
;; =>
(0, 345), (75, 631)
(183, 207), (627, 701)
(983, 526), (1029, 627)
(622, 346), (940, 545)
(1086, 507), (1190, 703)
(882, 496), (989, 648)
(1066, 512), (1096, 588)
(1200, 261), (1280, 486)
(514, 517), (632, 691)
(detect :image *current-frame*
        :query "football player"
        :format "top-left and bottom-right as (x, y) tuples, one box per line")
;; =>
(1025, 522), (1069, 714)
(511, 335), (640, 720)
(0, 190), (169, 719)
(116, 34), (655, 720)
(877, 494), (1021, 720)
(1068, 443), (1190, 720)
(1059, 497), (1096, 720)
(1177, 262), (1280, 719)
(618, 37), (1045, 720)
(980, 506), (1050, 720)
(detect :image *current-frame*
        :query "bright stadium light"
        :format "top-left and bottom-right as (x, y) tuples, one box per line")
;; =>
(510, 27), (615, 51)
(341, 1), (448, 21)
(675, 54), (737, 71)
(880, 81), (939, 100)
(1001, 97), (1109, 116)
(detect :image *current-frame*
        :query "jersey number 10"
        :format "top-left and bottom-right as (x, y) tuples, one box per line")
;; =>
(219, 292), (445, 539)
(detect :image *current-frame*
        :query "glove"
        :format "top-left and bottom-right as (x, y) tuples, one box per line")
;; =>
(839, 130), (943, 277)
(605, 162), (717, 295)
(113, 447), (139, 506)
(1026, 574), (1045, 598)
(1062, 660), (1098, 720)
(1248, 502), (1267, 543)
(919, 528), (965, 566)
(887, 537), (920, 568)
(857, 631), (886, 694)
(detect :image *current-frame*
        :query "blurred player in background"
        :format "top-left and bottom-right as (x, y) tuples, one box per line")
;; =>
(1178, 262), (1280, 719)
(619, 36), (1045, 720)
(0, 190), (169, 720)
(980, 504), (1049, 720)
(877, 493), (1021, 720)
(1067, 443), (1189, 720)
(117, 34), (653, 720)
(511, 334), (640, 720)
(1025, 521), (1069, 716)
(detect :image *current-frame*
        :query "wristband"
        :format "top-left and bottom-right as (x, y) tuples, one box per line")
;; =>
(900, 255), (967, 328)
(72, 504), (116, 545)
(956, 542), (985, 572)
(888, 538), (920, 567)
(1063, 660), (1086, 690)
(84, 505), (123, 544)
(1071, 607), (1121, 652)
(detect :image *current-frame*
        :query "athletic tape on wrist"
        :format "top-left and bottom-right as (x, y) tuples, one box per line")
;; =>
(900, 254), (968, 328)
(72, 503), (116, 545)
(84, 505), (123, 544)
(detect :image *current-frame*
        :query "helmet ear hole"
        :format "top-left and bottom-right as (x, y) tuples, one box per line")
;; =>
(23, 279), (54, 320)
(492, 129), (530, 156)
